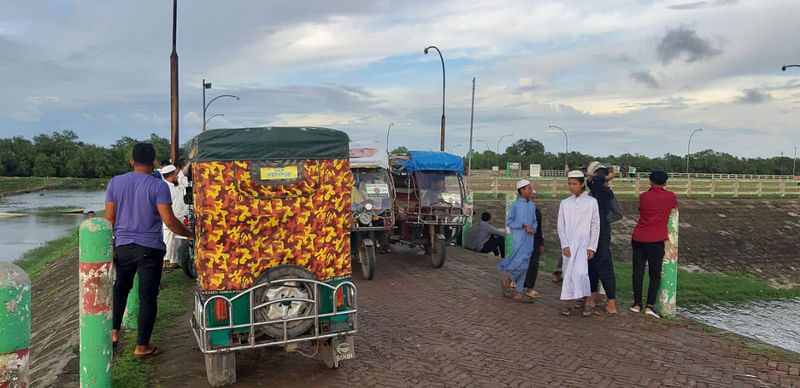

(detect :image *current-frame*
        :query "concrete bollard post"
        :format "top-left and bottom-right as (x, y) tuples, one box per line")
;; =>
(656, 208), (679, 320)
(0, 262), (31, 388)
(79, 218), (113, 388)
(460, 192), (474, 248)
(122, 275), (138, 329)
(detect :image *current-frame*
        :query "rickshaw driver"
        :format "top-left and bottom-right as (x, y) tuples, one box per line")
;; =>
(421, 175), (447, 206)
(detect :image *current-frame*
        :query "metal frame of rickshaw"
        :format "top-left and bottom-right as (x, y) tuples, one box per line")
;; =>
(395, 170), (467, 227)
(350, 167), (397, 232)
(190, 278), (358, 354)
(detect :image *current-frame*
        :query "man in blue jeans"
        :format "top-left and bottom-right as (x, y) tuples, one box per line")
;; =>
(105, 143), (193, 357)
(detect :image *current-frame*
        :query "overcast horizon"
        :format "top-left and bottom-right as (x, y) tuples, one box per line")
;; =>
(1, 0), (799, 159)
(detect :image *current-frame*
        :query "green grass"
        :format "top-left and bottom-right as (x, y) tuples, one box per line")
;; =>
(14, 228), (80, 278)
(0, 176), (106, 195)
(112, 270), (196, 388)
(537, 255), (800, 305)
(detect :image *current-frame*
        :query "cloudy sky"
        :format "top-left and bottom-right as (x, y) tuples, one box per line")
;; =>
(1, 0), (799, 158)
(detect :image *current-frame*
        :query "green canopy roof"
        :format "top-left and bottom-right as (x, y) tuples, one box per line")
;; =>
(189, 127), (350, 162)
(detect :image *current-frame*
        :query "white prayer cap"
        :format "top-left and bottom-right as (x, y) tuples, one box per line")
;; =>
(161, 165), (177, 175)
(586, 161), (601, 176)
(568, 170), (585, 178)
(516, 179), (531, 190)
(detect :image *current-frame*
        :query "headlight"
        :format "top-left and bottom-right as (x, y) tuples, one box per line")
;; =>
(358, 212), (373, 225)
(365, 203), (374, 211)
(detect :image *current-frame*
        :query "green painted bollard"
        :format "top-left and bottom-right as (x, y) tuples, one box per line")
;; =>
(656, 208), (679, 320)
(461, 192), (474, 248)
(0, 262), (31, 388)
(122, 275), (138, 329)
(504, 192), (514, 256)
(79, 218), (113, 388)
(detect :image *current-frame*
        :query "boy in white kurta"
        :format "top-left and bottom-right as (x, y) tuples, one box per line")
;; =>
(558, 170), (600, 316)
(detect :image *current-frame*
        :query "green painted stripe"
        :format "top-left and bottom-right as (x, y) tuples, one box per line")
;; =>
(79, 314), (112, 388)
(0, 262), (31, 354)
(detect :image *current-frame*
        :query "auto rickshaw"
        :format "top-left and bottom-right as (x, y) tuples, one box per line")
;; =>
(349, 140), (396, 280)
(186, 127), (358, 386)
(390, 151), (466, 268)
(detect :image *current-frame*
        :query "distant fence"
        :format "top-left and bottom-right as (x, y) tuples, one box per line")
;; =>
(468, 176), (800, 199)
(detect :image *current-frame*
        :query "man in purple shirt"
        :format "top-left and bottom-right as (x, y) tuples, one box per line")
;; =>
(105, 143), (192, 357)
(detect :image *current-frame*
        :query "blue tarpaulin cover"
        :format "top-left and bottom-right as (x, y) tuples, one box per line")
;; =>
(396, 151), (463, 176)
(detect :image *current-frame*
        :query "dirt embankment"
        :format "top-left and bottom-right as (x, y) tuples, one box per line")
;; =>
(28, 249), (81, 387)
(474, 198), (800, 284)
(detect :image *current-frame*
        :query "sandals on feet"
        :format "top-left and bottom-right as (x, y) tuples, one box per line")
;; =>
(561, 307), (572, 316)
(582, 305), (595, 317)
(513, 293), (536, 303)
(135, 345), (162, 358)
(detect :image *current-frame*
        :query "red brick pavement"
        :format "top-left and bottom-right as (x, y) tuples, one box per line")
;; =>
(157, 246), (800, 387)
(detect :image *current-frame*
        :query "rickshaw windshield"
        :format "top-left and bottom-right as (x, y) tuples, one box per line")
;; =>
(417, 172), (462, 207)
(352, 168), (393, 210)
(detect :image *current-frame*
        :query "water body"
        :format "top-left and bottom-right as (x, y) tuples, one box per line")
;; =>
(0, 190), (106, 262)
(680, 298), (800, 354)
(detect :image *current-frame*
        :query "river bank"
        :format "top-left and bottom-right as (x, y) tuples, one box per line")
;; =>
(0, 176), (107, 196)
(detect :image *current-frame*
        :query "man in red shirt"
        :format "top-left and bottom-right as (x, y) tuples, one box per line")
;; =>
(631, 170), (678, 318)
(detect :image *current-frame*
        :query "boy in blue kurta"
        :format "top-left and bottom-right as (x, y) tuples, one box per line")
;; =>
(499, 179), (538, 303)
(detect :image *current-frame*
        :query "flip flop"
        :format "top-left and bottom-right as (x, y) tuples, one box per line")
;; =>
(135, 345), (162, 358)
(593, 306), (605, 316)
(581, 306), (595, 317)
(513, 293), (536, 303)
(561, 307), (572, 316)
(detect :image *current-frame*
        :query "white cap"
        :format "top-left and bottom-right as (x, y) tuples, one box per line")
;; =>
(568, 170), (584, 178)
(161, 165), (177, 175)
(516, 179), (531, 190)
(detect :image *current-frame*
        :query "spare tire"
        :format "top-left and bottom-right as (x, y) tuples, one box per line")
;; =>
(254, 265), (315, 339)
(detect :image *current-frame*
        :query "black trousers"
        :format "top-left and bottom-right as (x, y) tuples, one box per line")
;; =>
(589, 234), (616, 299)
(113, 243), (165, 346)
(631, 240), (665, 307)
(480, 235), (506, 258)
(523, 248), (541, 289)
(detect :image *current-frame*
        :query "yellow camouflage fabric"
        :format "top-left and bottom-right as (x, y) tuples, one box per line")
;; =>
(193, 159), (353, 291)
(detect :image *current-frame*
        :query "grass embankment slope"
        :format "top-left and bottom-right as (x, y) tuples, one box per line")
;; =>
(0, 176), (107, 196)
(15, 212), (194, 388)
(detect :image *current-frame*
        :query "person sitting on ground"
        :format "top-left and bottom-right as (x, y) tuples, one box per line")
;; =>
(472, 212), (506, 258)
(630, 170), (678, 319)
(106, 143), (193, 358)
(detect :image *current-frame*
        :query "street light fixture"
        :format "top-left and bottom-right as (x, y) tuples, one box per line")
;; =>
(782, 64), (800, 71)
(385, 123), (394, 155)
(205, 113), (224, 127)
(203, 93), (239, 132)
(448, 144), (464, 155)
(548, 125), (569, 173)
(424, 45), (446, 152)
(686, 128), (703, 174)
(496, 134), (513, 169)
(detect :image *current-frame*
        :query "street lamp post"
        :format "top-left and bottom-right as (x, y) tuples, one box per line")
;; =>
(496, 134), (512, 170)
(203, 94), (239, 131)
(201, 79), (211, 131)
(793, 146), (797, 177)
(169, 0), (179, 163)
(424, 45), (446, 151)
(548, 125), (569, 173)
(385, 123), (394, 155)
(686, 128), (702, 174)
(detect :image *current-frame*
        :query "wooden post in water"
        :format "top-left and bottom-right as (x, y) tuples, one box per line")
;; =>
(79, 218), (114, 388)
(656, 208), (679, 320)
(0, 262), (31, 387)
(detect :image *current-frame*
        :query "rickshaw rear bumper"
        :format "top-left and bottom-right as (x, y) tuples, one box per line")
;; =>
(189, 278), (358, 354)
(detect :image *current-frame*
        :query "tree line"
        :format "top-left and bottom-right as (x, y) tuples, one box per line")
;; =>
(0, 132), (794, 178)
(0, 131), (175, 178)
(393, 138), (797, 176)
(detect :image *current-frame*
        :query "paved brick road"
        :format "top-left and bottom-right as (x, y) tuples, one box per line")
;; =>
(158, 246), (800, 387)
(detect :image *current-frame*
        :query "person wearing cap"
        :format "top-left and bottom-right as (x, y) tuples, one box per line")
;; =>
(631, 170), (678, 318)
(558, 170), (599, 316)
(522, 188), (544, 298)
(585, 162), (619, 315)
(498, 179), (538, 303)
(160, 165), (190, 270)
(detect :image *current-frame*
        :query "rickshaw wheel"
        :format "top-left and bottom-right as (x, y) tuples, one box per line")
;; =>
(359, 245), (375, 280)
(179, 241), (196, 279)
(431, 238), (446, 268)
(254, 265), (315, 339)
